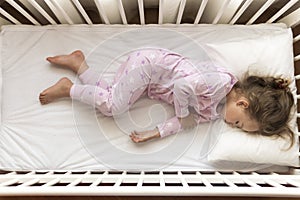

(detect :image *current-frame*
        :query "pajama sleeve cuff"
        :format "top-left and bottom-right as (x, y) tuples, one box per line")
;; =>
(156, 117), (182, 138)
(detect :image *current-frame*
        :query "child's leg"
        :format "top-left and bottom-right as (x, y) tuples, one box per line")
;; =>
(110, 65), (151, 115)
(70, 84), (113, 116)
(39, 77), (112, 116)
(47, 50), (110, 89)
(71, 57), (152, 116)
(78, 68), (110, 90)
(39, 76), (112, 116)
(71, 65), (152, 116)
(42, 51), (152, 117)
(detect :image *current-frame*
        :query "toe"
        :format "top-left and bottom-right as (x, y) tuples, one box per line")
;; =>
(39, 94), (48, 105)
(40, 90), (47, 96)
(46, 57), (54, 63)
(42, 99), (49, 105)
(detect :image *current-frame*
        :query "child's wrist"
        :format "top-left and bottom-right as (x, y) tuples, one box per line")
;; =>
(154, 127), (161, 138)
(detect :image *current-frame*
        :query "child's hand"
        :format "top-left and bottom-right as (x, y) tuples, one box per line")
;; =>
(178, 114), (197, 130)
(130, 128), (160, 143)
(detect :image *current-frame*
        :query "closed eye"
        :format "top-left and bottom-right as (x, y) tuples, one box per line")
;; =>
(235, 121), (243, 129)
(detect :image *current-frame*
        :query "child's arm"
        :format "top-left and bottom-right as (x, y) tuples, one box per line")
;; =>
(173, 79), (193, 119)
(173, 78), (198, 129)
(130, 113), (198, 143)
(130, 128), (161, 143)
(178, 113), (197, 130)
(130, 77), (197, 143)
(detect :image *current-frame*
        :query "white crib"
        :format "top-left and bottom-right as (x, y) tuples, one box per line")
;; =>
(0, 0), (300, 197)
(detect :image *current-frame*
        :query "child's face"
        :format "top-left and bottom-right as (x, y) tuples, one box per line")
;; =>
(223, 98), (259, 133)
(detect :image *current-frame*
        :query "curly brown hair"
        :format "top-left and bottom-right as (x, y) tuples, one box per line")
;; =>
(234, 75), (295, 147)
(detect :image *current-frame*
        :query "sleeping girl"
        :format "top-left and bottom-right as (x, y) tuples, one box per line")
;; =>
(39, 49), (295, 145)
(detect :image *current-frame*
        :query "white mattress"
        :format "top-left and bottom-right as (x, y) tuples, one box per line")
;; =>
(0, 24), (295, 171)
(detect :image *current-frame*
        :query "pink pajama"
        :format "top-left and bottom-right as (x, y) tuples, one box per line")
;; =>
(70, 48), (238, 138)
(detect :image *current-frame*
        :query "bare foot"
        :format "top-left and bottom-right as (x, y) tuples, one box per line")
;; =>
(46, 50), (89, 74)
(39, 77), (73, 105)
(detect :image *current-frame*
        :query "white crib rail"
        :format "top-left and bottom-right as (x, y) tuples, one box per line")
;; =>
(194, 0), (208, 24)
(27, 0), (57, 25)
(5, 0), (40, 25)
(0, 6), (20, 24)
(0, 170), (298, 196)
(246, 0), (277, 25)
(138, 0), (145, 25)
(279, 5), (300, 27)
(267, 0), (299, 23)
(0, 0), (298, 26)
(71, 0), (92, 25)
(95, 0), (110, 24)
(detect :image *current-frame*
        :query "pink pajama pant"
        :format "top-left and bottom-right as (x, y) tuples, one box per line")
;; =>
(70, 66), (151, 117)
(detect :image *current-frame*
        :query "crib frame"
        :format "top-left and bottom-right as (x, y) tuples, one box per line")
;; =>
(0, 0), (300, 197)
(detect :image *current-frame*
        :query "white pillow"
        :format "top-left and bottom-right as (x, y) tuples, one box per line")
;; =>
(207, 121), (299, 167)
(204, 24), (299, 166)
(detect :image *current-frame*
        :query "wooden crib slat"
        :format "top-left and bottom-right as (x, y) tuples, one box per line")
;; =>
(194, 0), (208, 24)
(27, 0), (57, 25)
(94, 0), (110, 24)
(229, 0), (253, 24)
(267, 0), (299, 23)
(0, 7), (20, 24)
(117, 0), (127, 25)
(295, 54), (300, 62)
(138, 0), (145, 25)
(44, 0), (63, 24)
(6, 0), (40, 25)
(294, 34), (300, 43)
(279, 7), (300, 28)
(0, 16), (12, 25)
(295, 74), (300, 80)
(176, 0), (186, 24)
(246, 0), (277, 25)
(218, 0), (244, 24)
(0, 170), (299, 195)
(71, 0), (93, 25)
(159, 0), (163, 24)
(51, 0), (74, 25)
(18, 179), (40, 187)
(212, 0), (230, 24)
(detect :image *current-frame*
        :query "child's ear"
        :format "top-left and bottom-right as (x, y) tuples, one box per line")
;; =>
(236, 98), (249, 109)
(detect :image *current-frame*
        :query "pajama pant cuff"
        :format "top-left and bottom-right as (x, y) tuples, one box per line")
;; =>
(70, 84), (81, 100)
(79, 68), (94, 83)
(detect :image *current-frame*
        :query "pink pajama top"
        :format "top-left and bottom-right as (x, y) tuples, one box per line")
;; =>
(113, 48), (238, 138)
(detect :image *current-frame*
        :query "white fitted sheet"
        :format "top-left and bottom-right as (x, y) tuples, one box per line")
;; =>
(0, 24), (295, 171)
